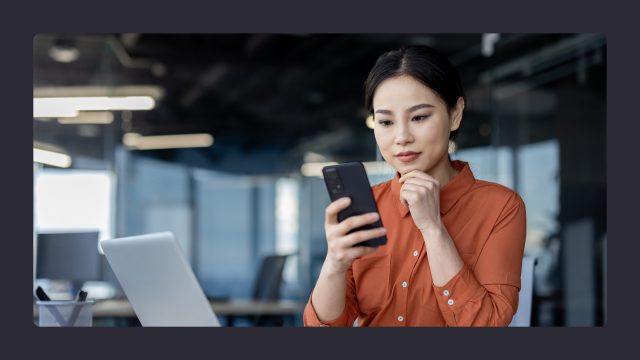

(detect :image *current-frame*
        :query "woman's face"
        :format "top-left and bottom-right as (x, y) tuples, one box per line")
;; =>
(372, 75), (463, 175)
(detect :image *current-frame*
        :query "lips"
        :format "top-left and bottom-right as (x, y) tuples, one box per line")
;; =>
(395, 151), (421, 162)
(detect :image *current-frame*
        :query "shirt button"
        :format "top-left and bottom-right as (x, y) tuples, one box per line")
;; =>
(447, 299), (455, 306)
(397, 315), (404, 322)
(443, 290), (450, 296)
(401, 281), (408, 288)
(413, 250), (419, 257)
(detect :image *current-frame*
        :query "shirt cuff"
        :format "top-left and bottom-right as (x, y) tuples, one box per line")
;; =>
(431, 264), (484, 316)
(303, 290), (351, 327)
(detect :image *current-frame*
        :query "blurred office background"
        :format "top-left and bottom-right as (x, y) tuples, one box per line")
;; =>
(32, 34), (606, 326)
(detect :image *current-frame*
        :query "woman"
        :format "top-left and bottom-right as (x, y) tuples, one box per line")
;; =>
(303, 45), (527, 327)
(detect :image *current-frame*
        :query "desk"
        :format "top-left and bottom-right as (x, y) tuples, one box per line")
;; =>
(34, 299), (304, 326)
(94, 299), (303, 317)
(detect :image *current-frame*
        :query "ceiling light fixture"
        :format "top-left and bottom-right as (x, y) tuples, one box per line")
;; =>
(33, 148), (72, 168)
(34, 85), (164, 99)
(48, 39), (80, 63)
(57, 111), (114, 124)
(34, 96), (155, 118)
(123, 133), (214, 150)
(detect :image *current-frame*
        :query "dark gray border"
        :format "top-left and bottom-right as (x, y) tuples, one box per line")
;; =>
(5, 0), (637, 359)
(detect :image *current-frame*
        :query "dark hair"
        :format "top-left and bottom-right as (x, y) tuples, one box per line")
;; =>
(364, 45), (465, 141)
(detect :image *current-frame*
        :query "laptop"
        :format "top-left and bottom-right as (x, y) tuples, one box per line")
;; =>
(99, 232), (221, 326)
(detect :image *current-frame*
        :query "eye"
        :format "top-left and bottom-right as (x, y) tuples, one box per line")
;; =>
(377, 120), (393, 127)
(412, 115), (429, 122)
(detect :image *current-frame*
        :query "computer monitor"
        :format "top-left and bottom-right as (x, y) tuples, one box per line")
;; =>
(36, 231), (101, 291)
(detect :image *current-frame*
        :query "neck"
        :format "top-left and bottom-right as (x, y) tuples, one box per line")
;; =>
(425, 155), (458, 187)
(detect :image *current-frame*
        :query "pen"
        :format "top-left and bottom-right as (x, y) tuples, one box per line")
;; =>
(35, 286), (67, 326)
(66, 290), (88, 326)
(35, 286), (51, 301)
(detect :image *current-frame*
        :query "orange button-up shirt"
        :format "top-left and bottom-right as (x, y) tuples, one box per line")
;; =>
(303, 160), (527, 327)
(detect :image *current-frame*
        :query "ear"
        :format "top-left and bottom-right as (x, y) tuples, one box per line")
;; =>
(450, 97), (465, 131)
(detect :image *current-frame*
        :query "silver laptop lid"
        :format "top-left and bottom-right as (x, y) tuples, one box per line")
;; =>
(100, 232), (220, 327)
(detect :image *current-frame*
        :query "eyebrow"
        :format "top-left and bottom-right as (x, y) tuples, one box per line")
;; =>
(374, 103), (435, 115)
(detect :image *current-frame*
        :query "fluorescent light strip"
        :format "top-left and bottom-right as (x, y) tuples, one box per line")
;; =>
(301, 161), (395, 177)
(58, 112), (114, 124)
(34, 85), (164, 99)
(33, 102), (78, 118)
(123, 133), (214, 150)
(34, 96), (155, 118)
(33, 148), (72, 168)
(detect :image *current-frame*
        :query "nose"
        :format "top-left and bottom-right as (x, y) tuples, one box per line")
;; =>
(394, 121), (413, 145)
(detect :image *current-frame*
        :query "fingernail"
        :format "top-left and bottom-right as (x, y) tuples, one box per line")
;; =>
(371, 213), (380, 219)
(342, 197), (351, 203)
(379, 227), (387, 233)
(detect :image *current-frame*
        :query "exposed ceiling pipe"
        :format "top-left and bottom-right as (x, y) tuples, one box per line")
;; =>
(449, 34), (530, 66)
(179, 64), (229, 107)
(120, 33), (141, 50)
(479, 33), (605, 84)
(106, 35), (166, 77)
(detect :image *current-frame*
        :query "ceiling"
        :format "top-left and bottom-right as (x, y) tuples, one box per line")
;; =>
(33, 33), (593, 174)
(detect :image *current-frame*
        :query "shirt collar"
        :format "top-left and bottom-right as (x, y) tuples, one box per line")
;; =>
(390, 160), (476, 217)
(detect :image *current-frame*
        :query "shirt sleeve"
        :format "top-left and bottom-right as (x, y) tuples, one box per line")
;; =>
(431, 192), (527, 326)
(303, 266), (360, 327)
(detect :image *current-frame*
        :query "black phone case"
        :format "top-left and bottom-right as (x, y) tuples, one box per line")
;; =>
(322, 162), (387, 247)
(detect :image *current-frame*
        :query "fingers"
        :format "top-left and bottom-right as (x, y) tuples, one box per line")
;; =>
(399, 174), (438, 208)
(400, 184), (422, 206)
(325, 198), (381, 247)
(400, 181), (435, 206)
(335, 212), (380, 236)
(324, 197), (385, 272)
(402, 176), (437, 189)
(326, 212), (384, 248)
(401, 182), (431, 196)
(342, 226), (387, 247)
(325, 197), (351, 225)
(399, 170), (440, 186)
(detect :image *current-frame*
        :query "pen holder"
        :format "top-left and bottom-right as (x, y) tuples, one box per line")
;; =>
(37, 300), (94, 327)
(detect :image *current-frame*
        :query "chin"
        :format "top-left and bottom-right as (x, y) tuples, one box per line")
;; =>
(410, 161), (439, 174)
(396, 163), (426, 175)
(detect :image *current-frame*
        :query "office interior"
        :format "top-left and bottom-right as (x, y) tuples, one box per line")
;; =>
(32, 34), (606, 326)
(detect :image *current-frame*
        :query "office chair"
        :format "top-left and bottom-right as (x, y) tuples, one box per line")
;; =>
(224, 254), (288, 327)
(252, 254), (288, 301)
(250, 254), (289, 326)
(509, 255), (537, 327)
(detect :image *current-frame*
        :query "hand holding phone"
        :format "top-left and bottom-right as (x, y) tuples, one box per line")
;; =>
(322, 197), (386, 274)
(321, 162), (388, 274)
(322, 162), (388, 247)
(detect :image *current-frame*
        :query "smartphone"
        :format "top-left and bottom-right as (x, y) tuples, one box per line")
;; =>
(322, 162), (387, 247)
